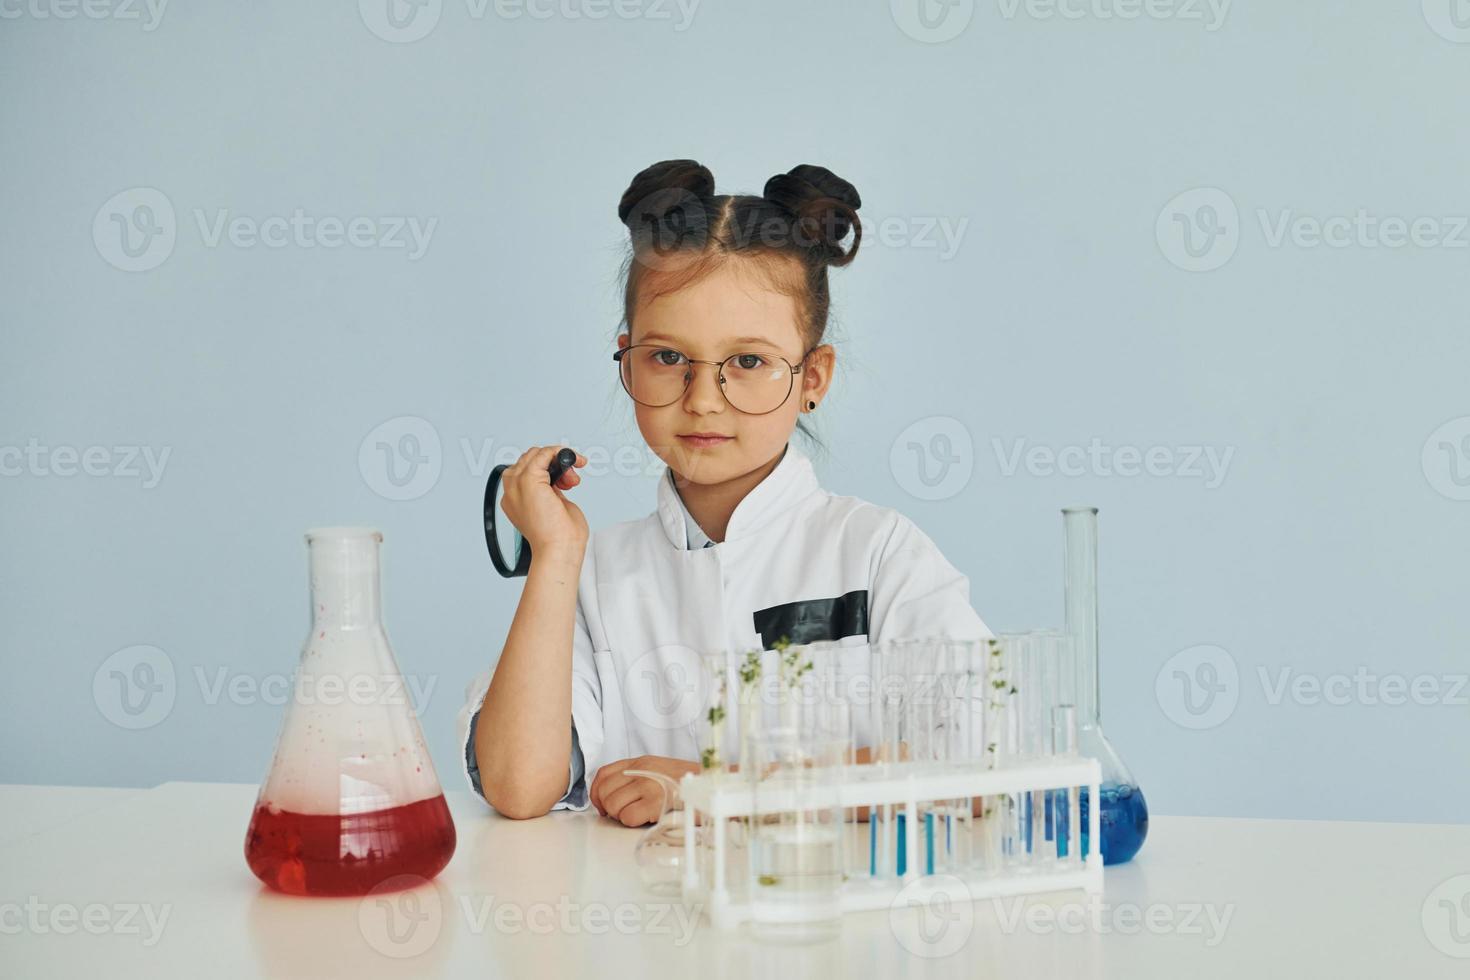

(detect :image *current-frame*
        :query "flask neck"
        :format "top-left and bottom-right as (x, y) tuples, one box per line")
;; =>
(1062, 507), (1102, 727)
(308, 530), (383, 629)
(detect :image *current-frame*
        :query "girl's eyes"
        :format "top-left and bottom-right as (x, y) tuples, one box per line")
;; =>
(641, 348), (774, 370)
(650, 348), (688, 366)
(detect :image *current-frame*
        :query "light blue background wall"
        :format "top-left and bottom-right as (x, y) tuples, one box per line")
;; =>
(2, 1), (1466, 824)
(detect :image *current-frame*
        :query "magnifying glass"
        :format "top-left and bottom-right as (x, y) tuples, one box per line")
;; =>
(484, 447), (578, 578)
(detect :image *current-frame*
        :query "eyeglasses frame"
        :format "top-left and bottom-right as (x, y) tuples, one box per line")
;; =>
(612, 341), (817, 416)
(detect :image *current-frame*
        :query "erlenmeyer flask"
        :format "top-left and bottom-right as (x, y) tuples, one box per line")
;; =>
(1062, 507), (1149, 865)
(245, 528), (456, 896)
(622, 769), (687, 896)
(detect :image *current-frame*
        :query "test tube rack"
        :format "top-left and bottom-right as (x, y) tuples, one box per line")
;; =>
(676, 753), (1103, 931)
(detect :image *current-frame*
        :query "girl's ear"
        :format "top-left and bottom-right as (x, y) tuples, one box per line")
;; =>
(801, 344), (836, 403)
(617, 332), (631, 351)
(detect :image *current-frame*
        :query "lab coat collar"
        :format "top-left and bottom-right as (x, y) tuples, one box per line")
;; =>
(655, 443), (820, 549)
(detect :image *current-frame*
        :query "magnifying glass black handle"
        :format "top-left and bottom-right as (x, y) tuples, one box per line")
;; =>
(485, 447), (578, 578)
(545, 447), (577, 488)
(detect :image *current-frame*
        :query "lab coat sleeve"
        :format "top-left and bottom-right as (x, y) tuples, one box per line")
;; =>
(457, 590), (602, 814)
(867, 511), (992, 642)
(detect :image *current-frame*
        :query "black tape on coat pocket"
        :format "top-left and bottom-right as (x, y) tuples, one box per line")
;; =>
(752, 590), (869, 649)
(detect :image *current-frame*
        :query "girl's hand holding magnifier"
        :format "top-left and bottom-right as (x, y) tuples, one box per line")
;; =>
(498, 445), (589, 559)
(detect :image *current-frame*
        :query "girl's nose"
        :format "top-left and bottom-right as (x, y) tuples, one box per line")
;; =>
(682, 361), (726, 413)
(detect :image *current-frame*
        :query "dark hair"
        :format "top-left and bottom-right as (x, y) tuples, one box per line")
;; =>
(615, 159), (862, 448)
(617, 159), (861, 343)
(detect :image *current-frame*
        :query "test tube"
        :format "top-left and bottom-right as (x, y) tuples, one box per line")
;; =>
(807, 640), (858, 880)
(868, 640), (900, 879)
(980, 634), (1013, 871)
(1052, 703), (1079, 865)
(1026, 631), (1062, 863)
(907, 638), (940, 877)
(934, 643), (981, 875)
(697, 649), (732, 773)
(996, 632), (1049, 869)
(967, 635), (990, 875)
(873, 638), (925, 879)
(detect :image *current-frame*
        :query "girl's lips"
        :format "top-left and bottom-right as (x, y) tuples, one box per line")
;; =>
(678, 434), (733, 448)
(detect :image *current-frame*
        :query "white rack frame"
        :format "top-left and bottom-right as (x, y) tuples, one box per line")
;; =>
(677, 756), (1104, 930)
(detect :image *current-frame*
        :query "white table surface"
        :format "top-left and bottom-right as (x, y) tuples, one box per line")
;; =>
(0, 784), (144, 849)
(1, 781), (1466, 978)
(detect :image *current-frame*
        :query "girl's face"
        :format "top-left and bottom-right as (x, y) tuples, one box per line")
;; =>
(619, 260), (833, 486)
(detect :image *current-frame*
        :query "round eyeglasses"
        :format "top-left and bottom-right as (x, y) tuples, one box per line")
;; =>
(613, 343), (810, 416)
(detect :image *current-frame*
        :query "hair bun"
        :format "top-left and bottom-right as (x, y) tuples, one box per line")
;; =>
(618, 159), (716, 254)
(762, 164), (862, 266)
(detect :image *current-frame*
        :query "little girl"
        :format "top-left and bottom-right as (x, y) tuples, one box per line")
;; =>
(460, 159), (991, 825)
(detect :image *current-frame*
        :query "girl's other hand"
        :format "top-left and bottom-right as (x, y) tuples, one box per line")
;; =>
(498, 445), (589, 555)
(589, 756), (701, 827)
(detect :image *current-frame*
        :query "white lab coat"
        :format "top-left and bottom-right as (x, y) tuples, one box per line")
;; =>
(457, 441), (991, 812)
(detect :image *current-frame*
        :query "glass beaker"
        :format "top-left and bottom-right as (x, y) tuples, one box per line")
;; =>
(1062, 506), (1149, 865)
(244, 528), (456, 896)
(622, 769), (688, 896)
(748, 728), (847, 943)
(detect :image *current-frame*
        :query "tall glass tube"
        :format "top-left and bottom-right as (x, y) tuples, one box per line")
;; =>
(1062, 508), (1100, 727)
(1061, 507), (1149, 866)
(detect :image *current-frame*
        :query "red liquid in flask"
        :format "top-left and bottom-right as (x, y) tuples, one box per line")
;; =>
(246, 794), (456, 896)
